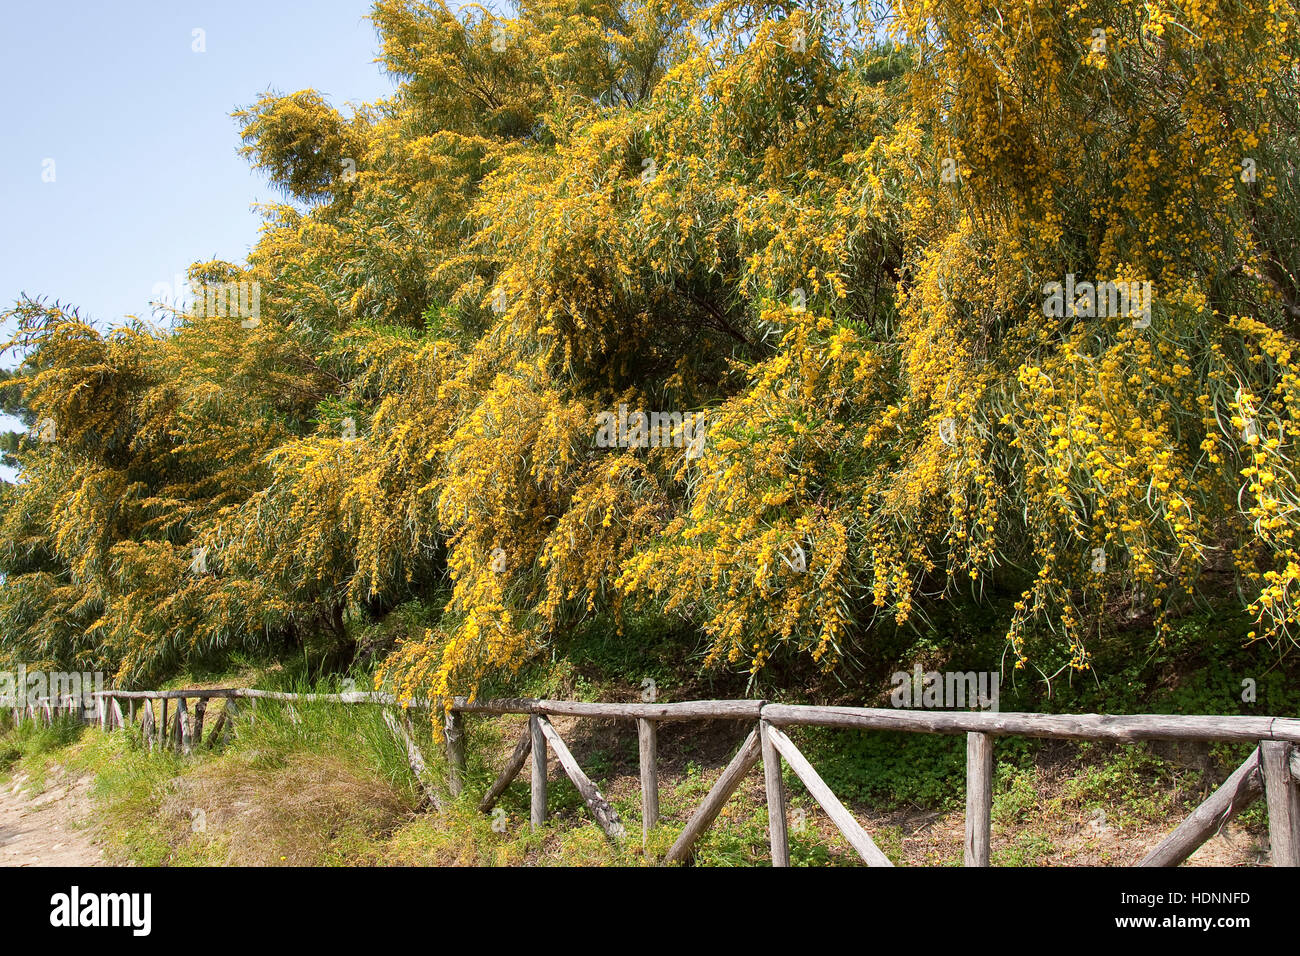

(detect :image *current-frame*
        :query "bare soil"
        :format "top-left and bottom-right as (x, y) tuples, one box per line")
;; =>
(0, 769), (104, 867)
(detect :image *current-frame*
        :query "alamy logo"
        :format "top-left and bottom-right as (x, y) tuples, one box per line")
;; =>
(193, 280), (261, 327)
(0, 665), (104, 718)
(890, 666), (999, 711)
(30, 417), (56, 443)
(595, 405), (706, 459)
(151, 277), (261, 327)
(50, 886), (151, 936)
(1042, 274), (1152, 327)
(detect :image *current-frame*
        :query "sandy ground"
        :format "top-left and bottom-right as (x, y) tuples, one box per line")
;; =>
(0, 769), (104, 867)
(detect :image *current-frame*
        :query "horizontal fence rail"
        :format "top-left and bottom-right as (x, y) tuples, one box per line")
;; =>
(7, 690), (1299, 867)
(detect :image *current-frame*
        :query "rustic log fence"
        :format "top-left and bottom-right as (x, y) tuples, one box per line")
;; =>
(6, 688), (1300, 866)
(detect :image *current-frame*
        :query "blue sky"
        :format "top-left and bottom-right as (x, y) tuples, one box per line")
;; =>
(0, 0), (402, 479)
(1, 0), (398, 345)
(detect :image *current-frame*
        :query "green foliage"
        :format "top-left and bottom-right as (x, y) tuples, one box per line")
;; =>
(0, 711), (85, 775)
(234, 90), (371, 203)
(4, 0), (1300, 711)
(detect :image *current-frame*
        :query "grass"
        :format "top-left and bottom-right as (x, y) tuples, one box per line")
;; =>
(0, 710), (87, 789)
(0, 601), (1290, 867)
(0, 697), (1276, 867)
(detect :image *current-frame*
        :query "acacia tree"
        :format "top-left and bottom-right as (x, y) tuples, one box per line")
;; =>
(4, 0), (1299, 702)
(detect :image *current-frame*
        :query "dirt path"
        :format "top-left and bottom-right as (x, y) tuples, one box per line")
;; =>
(0, 771), (104, 867)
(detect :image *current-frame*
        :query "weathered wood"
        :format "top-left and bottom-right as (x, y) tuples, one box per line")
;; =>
(1261, 741), (1300, 866)
(479, 726), (532, 813)
(637, 718), (659, 843)
(383, 709), (442, 811)
(222, 698), (240, 742)
(99, 690), (762, 721)
(450, 697), (764, 721)
(664, 726), (763, 864)
(765, 723), (893, 867)
(445, 709), (466, 797)
(193, 698), (207, 744)
(760, 704), (1300, 744)
(530, 715), (547, 829)
(1140, 748), (1263, 867)
(79, 680), (1300, 873)
(965, 732), (993, 867)
(760, 720), (790, 867)
(177, 698), (193, 755)
(93, 688), (363, 705)
(95, 689), (758, 722)
(142, 700), (156, 751)
(204, 709), (228, 749)
(91, 687), (1300, 744)
(535, 716), (624, 840)
(96, 688), (423, 707)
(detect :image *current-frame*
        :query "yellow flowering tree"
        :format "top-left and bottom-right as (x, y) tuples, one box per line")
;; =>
(4, 0), (1300, 703)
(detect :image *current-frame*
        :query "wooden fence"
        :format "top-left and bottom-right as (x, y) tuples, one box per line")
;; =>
(9, 689), (1300, 866)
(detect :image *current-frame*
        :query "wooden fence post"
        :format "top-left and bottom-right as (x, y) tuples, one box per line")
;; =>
(760, 720), (790, 867)
(534, 717), (625, 839)
(445, 708), (466, 797)
(1261, 741), (1300, 866)
(143, 700), (156, 751)
(1140, 748), (1263, 866)
(177, 698), (192, 755)
(763, 722), (894, 867)
(638, 718), (659, 844)
(223, 698), (240, 743)
(965, 731), (993, 867)
(479, 727), (532, 813)
(193, 698), (207, 745)
(384, 710), (442, 811)
(530, 715), (547, 829)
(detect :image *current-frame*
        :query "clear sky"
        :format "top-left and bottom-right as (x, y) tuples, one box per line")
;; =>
(0, 0), (401, 480)
(0, 0), (398, 343)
